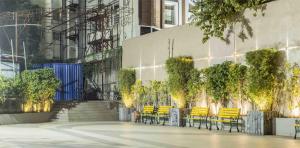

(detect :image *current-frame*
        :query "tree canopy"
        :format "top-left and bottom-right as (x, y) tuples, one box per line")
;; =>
(190, 0), (275, 43)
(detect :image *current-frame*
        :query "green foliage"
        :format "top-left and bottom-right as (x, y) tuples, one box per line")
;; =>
(284, 63), (300, 110)
(20, 69), (60, 104)
(205, 61), (232, 106)
(246, 48), (286, 110)
(187, 69), (206, 104)
(205, 61), (248, 107)
(0, 76), (13, 103)
(119, 69), (136, 94)
(228, 63), (248, 100)
(118, 69), (136, 108)
(191, 0), (274, 43)
(131, 80), (146, 107)
(166, 56), (194, 108)
(149, 81), (168, 105)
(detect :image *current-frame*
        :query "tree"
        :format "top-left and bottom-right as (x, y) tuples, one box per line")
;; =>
(190, 0), (274, 43)
(245, 48), (285, 111)
(118, 69), (136, 108)
(205, 61), (232, 106)
(166, 56), (194, 108)
(187, 69), (206, 105)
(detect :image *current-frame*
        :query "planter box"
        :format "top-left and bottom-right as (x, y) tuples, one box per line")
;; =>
(169, 108), (185, 127)
(119, 106), (132, 121)
(246, 111), (278, 135)
(276, 118), (299, 137)
(0, 112), (54, 125)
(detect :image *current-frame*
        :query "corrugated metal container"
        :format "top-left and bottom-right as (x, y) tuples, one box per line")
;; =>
(32, 63), (83, 102)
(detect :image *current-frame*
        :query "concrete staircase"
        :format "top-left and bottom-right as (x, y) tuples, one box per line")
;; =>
(51, 101), (119, 122)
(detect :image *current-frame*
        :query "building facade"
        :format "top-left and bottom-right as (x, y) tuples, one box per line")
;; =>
(34, 0), (192, 100)
(122, 0), (300, 115)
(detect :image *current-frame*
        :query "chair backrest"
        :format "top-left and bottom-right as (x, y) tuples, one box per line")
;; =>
(190, 107), (209, 117)
(143, 106), (154, 114)
(158, 106), (172, 115)
(218, 108), (240, 119)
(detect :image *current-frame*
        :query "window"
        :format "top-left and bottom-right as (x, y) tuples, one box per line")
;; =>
(140, 27), (151, 35)
(164, 5), (176, 25)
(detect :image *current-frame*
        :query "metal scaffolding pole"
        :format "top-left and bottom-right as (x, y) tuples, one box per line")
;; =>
(10, 40), (15, 76)
(23, 41), (27, 70)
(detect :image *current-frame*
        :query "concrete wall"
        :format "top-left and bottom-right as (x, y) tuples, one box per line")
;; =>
(122, 0), (300, 83)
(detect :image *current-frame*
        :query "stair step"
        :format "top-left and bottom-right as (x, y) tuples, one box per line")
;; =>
(51, 101), (119, 122)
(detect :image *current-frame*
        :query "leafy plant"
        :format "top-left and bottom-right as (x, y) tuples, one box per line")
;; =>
(165, 56), (194, 108)
(20, 69), (60, 112)
(284, 63), (300, 111)
(205, 61), (232, 106)
(131, 80), (146, 109)
(148, 81), (169, 105)
(228, 63), (248, 100)
(187, 69), (206, 104)
(0, 76), (13, 103)
(191, 0), (274, 43)
(246, 48), (286, 111)
(118, 68), (136, 108)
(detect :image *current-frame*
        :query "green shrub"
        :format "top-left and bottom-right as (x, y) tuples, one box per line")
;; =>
(20, 69), (60, 103)
(246, 48), (286, 111)
(166, 56), (194, 108)
(118, 68), (136, 108)
(205, 61), (248, 107)
(205, 61), (232, 106)
(187, 69), (206, 104)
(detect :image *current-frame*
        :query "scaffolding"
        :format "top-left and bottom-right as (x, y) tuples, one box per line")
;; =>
(0, 9), (46, 76)
(44, 0), (133, 100)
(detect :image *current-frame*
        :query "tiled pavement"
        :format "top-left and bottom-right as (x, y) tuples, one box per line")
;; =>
(0, 122), (299, 148)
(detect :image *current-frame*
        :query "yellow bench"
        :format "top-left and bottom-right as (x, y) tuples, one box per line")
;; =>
(185, 107), (209, 129)
(295, 120), (300, 139)
(156, 106), (172, 125)
(209, 108), (240, 133)
(141, 106), (155, 124)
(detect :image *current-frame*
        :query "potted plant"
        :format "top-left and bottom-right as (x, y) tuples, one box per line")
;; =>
(245, 48), (285, 135)
(276, 63), (300, 137)
(118, 68), (136, 121)
(166, 56), (194, 126)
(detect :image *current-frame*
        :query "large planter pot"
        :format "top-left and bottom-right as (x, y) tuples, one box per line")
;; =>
(169, 108), (186, 127)
(119, 106), (132, 121)
(131, 111), (141, 122)
(275, 118), (299, 137)
(246, 111), (279, 135)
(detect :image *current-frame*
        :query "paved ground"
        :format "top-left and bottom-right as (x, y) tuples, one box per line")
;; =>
(0, 122), (299, 148)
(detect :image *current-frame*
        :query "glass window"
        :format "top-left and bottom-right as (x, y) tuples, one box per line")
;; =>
(164, 5), (176, 25)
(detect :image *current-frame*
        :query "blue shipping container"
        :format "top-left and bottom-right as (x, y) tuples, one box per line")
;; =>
(32, 63), (83, 102)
